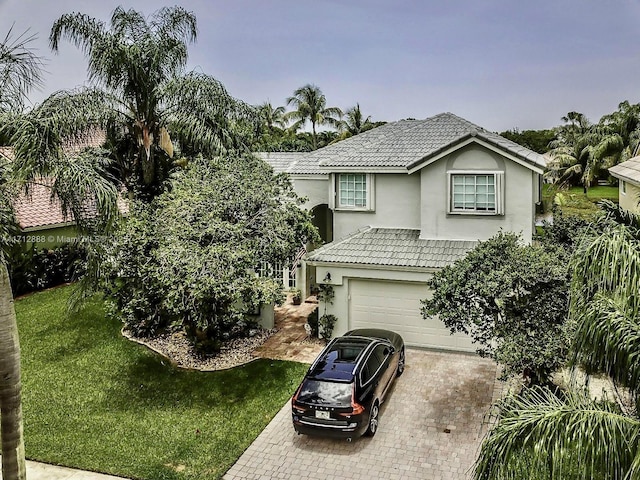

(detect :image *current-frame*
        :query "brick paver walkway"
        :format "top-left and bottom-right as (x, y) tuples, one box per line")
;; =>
(224, 349), (500, 480)
(253, 296), (325, 364)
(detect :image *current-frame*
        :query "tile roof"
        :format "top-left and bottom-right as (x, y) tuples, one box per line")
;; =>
(256, 151), (326, 175)
(255, 152), (307, 174)
(609, 156), (640, 184)
(261, 113), (546, 175)
(13, 180), (129, 230)
(13, 181), (74, 230)
(305, 227), (478, 269)
(2, 130), (114, 230)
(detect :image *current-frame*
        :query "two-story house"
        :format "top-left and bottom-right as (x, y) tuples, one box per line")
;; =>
(260, 113), (546, 352)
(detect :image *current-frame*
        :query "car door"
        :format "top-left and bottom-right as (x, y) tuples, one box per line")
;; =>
(369, 344), (395, 402)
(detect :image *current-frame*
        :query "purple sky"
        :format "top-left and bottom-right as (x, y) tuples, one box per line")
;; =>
(2, 0), (640, 132)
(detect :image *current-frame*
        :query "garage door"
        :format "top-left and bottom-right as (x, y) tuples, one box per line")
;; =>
(349, 279), (476, 352)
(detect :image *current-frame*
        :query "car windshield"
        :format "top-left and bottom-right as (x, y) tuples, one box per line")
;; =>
(298, 379), (352, 406)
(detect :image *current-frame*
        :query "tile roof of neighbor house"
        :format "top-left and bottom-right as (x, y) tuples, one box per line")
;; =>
(260, 113), (547, 175)
(1, 130), (121, 230)
(305, 227), (478, 269)
(13, 182), (74, 230)
(609, 156), (640, 185)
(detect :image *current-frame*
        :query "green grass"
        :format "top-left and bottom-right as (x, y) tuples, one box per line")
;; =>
(541, 184), (619, 219)
(16, 287), (308, 480)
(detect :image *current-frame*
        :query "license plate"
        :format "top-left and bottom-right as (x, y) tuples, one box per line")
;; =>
(315, 410), (330, 420)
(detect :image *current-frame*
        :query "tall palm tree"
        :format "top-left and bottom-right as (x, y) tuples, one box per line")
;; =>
(285, 84), (342, 150)
(474, 224), (640, 480)
(0, 27), (120, 480)
(8, 6), (257, 200)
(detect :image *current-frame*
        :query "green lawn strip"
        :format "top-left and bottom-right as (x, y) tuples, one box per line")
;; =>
(17, 287), (308, 480)
(541, 184), (619, 219)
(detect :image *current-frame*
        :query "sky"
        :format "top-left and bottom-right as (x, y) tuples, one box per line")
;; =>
(1, 0), (640, 132)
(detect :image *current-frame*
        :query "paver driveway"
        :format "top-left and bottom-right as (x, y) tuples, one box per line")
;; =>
(224, 349), (500, 480)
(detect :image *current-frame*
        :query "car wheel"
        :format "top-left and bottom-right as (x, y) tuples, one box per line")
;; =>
(364, 401), (379, 437)
(396, 347), (405, 377)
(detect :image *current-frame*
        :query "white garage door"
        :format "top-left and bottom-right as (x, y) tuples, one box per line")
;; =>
(349, 279), (476, 352)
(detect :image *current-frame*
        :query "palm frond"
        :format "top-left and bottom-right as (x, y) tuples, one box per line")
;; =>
(0, 25), (44, 111)
(571, 293), (640, 392)
(475, 386), (640, 480)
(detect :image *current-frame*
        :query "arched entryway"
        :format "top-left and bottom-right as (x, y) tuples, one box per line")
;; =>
(310, 204), (333, 246)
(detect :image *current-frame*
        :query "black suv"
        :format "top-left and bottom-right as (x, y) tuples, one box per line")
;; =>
(291, 329), (405, 440)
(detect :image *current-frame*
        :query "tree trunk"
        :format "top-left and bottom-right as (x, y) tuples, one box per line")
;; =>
(0, 262), (26, 480)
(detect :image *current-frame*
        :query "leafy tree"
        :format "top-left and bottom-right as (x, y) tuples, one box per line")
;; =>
(285, 84), (342, 150)
(422, 232), (570, 385)
(475, 224), (640, 480)
(0, 27), (119, 480)
(499, 128), (556, 153)
(7, 6), (257, 200)
(102, 154), (318, 351)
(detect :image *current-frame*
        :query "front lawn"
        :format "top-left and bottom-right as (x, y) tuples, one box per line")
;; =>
(541, 184), (619, 218)
(17, 286), (308, 480)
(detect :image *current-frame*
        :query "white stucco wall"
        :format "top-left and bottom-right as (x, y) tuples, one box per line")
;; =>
(291, 176), (329, 209)
(332, 173), (421, 240)
(420, 144), (537, 242)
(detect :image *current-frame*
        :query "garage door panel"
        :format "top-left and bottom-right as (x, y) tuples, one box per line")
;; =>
(349, 279), (475, 353)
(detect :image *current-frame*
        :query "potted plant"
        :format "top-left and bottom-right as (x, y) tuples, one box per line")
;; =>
(291, 288), (303, 305)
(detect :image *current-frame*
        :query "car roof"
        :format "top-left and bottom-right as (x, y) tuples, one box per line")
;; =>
(308, 337), (375, 382)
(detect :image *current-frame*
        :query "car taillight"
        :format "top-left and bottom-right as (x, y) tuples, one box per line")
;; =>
(339, 386), (364, 416)
(291, 385), (308, 413)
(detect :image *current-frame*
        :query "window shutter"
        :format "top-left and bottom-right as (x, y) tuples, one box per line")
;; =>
(368, 174), (375, 211)
(495, 172), (504, 215)
(328, 173), (336, 209)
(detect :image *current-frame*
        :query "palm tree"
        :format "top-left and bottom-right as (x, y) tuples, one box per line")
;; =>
(0, 27), (120, 480)
(8, 6), (257, 200)
(0, 26), (43, 114)
(285, 84), (342, 150)
(474, 224), (640, 480)
(546, 112), (618, 192)
(258, 101), (286, 130)
(337, 103), (372, 139)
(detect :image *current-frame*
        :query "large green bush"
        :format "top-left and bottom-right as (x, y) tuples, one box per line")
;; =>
(102, 153), (318, 351)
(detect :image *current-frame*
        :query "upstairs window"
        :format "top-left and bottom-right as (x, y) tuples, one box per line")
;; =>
(448, 171), (504, 215)
(335, 173), (374, 210)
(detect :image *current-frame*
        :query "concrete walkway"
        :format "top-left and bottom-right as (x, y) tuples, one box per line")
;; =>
(2, 460), (127, 479)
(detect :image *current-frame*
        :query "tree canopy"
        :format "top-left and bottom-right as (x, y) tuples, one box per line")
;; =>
(5, 6), (258, 200)
(422, 232), (570, 384)
(102, 153), (318, 351)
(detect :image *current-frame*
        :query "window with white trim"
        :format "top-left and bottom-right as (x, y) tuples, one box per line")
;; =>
(621, 180), (627, 195)
(336, 173), (374, 210)
(448, 171), (504, 215)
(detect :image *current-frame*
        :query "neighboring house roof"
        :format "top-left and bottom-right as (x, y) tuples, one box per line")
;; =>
(259, 113), (546, 175)
(609, 156), (640, 185)
(13, 182), (74, 230)
(305, 227), (478, 270)
(1, 130), (122, 231)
